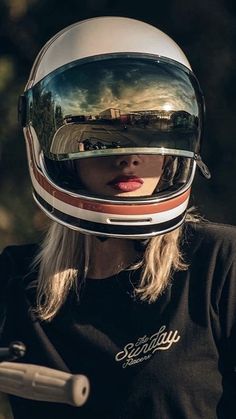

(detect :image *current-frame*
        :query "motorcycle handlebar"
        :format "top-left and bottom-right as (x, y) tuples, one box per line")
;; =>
(0, 361), (90, 407)
(0, 342), (89, 407)
(0, 342), (26, 362)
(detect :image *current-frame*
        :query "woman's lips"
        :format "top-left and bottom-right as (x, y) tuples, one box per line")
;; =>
(108, 176), (144, 192)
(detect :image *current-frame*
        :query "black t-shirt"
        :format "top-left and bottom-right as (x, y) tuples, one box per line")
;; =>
(0, 222), (236, 418)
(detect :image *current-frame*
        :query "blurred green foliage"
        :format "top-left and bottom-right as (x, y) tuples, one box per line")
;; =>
(0, 0), (236, 251)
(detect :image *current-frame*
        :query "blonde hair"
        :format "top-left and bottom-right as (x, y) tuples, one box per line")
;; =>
(33, 213), (197, 321)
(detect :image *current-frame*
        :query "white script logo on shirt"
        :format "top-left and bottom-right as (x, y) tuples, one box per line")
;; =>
(115, 325), (180, 368)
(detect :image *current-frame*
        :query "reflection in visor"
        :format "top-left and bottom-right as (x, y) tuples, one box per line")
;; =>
(26, 55), (204, 160)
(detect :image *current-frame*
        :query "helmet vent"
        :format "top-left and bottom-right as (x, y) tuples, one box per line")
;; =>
(108, 218), (152, 224)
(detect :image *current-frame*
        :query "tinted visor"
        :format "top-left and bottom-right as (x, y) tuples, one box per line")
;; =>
(26, 54), (204, 160)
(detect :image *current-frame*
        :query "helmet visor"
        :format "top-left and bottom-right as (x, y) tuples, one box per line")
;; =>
(43, 153), (195, 201)
(26, 54), (204, 160)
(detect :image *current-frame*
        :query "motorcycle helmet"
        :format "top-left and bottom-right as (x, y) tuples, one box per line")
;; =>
(19, 16), (210, 239)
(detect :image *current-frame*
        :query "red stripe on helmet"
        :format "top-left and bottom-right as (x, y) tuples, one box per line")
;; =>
(26, 129), (190, 216)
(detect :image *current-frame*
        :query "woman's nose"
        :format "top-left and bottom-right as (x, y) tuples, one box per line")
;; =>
(114, 155), (142, 168)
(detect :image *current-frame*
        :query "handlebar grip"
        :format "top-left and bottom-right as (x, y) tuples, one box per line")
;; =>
(0, 362), (90, 407)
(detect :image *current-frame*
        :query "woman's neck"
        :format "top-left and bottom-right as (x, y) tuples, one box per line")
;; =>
(86, 236), (140, 279)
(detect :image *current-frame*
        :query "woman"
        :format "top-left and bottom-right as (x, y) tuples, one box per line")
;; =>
(0, 16), (236, 419)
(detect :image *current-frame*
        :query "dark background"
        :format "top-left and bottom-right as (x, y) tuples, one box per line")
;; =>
(0, 0), (236, 250)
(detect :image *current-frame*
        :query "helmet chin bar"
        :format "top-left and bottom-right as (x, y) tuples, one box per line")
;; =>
(32, 186), (189, 239)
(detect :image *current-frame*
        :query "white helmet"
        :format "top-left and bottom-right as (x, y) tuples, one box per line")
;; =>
(19, 16), (210, 239)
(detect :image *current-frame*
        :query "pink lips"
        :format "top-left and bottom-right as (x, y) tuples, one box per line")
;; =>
(108, 176), (144, 192)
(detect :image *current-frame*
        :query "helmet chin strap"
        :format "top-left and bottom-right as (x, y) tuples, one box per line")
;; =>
(96, 236), (109, 242)
(95, 236), (149, 250)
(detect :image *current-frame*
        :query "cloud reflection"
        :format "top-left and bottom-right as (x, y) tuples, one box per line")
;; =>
(49, 57), (199, 117)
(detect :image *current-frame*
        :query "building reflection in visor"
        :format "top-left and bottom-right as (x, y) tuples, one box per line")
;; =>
(28, 56), (203, 159)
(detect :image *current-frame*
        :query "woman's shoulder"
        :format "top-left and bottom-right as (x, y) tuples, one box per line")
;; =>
(186, 220), (236, 240)
(183, 220), (236, 262)
(0, 243), (39, 280)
